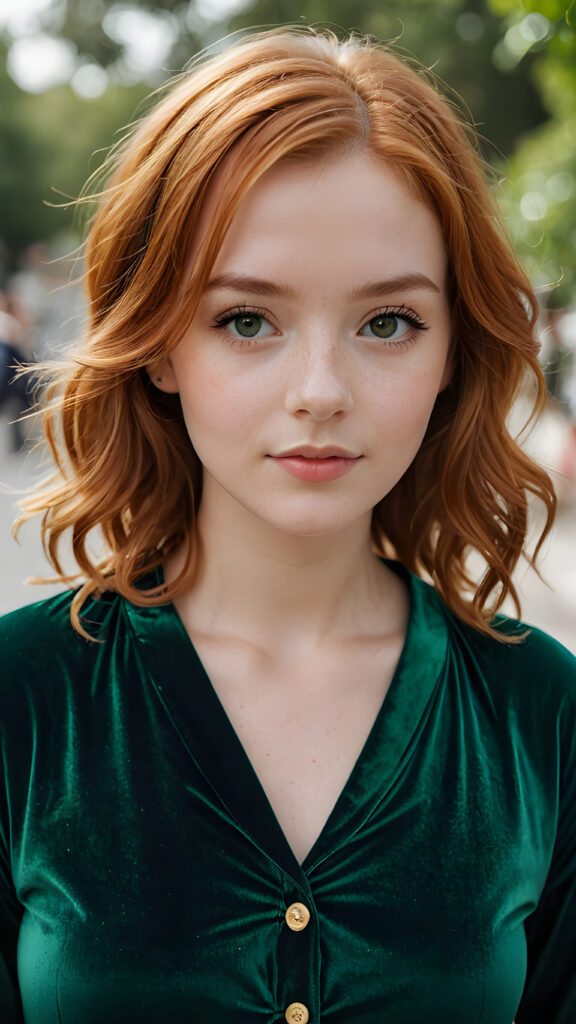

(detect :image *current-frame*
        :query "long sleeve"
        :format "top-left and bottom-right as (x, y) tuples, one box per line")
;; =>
(516, 674), (576, 1023)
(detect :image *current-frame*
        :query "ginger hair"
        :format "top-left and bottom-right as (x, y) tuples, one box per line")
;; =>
(16, 26), (556, 639)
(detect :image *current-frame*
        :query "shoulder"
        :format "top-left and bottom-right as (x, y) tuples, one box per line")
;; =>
(0, 588), (123, 709)
(440, 597), (576, 734)
(393, 561), (576, 703)
(402, 564), (576, 722)
(0, 587), (119, 653)
(454, 609), (575, 688)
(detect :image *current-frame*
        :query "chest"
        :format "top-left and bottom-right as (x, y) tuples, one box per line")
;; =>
(12, 704), (540, 1024)
(191, 636), (404, 863)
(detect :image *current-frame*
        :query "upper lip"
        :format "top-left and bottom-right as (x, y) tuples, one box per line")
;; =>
(272, 445), (361, 459)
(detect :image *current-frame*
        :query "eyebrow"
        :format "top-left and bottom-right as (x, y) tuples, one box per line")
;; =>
(205, 271), (442, 300)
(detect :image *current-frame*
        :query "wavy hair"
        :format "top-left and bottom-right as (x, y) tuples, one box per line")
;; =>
(17, 26), (555, 639)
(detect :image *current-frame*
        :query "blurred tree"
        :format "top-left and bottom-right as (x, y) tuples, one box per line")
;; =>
(0, 37), (149, 276)
(486, 0), (576, 306)
(2, 0), (203, 82)
(0, 51), (55, 263)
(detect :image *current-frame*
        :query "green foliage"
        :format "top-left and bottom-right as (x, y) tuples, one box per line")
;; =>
(497, 115), (576, 307)
(484, 0), (576, 303)
(0, 46), (149, 268)
(488, 0), (572, 17)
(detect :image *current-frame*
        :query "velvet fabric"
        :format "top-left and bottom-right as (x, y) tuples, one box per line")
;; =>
(0, 562), (575, 1023)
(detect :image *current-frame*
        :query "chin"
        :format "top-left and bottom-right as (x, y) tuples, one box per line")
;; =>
(263, 510), (371, 539)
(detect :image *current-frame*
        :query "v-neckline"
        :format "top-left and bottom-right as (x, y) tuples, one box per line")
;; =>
(124, 561), (449, 883)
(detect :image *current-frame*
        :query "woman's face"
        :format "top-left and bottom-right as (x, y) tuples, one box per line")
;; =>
(153, 151), (452, 539)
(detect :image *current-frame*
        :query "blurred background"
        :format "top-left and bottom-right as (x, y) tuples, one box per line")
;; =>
(0, 0), (575, 650)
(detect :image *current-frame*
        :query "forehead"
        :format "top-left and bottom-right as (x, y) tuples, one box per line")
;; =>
(194, 151), (447, 290)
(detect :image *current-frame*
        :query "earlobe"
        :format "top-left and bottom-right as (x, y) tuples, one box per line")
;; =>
(146, 359), (180, 394)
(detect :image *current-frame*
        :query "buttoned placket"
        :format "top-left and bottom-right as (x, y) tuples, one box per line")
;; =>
(275, 873), (320, 1024)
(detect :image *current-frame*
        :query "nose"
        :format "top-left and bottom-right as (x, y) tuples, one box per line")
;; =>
(283, 335), (353, 421)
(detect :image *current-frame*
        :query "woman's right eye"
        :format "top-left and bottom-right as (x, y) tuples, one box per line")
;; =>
(212, 309), (277, 342)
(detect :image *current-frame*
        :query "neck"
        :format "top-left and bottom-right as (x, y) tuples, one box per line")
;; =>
(167, 485), (406, 655)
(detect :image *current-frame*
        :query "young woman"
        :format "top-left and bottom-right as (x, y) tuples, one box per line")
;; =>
(1, 27), (574, 1024)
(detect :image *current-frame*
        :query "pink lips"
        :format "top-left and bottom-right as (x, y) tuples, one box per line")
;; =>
(269, 447), (362, 483)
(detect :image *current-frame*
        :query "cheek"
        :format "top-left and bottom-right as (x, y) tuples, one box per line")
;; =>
(177, 363), (263, 444)
(373, 371), (443, 434)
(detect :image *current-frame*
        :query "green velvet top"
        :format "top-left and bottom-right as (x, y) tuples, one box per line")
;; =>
(1, 562), (575, 1023)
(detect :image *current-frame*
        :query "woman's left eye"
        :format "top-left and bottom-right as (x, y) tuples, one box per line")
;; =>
(359, 308), (428, 344)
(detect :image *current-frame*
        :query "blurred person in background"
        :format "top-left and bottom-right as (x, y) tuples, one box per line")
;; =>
(0, 290), (31, 451)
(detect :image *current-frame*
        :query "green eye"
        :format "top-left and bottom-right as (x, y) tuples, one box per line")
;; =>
(363, 315), (403, 340)
(233, 315), (264, 338)
(359, 308), (427, 343)
(214, 311), (276, 341)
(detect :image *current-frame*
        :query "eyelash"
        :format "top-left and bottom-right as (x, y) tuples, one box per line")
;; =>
(212, 304), (274, 334)
(210, 303), (429, 348)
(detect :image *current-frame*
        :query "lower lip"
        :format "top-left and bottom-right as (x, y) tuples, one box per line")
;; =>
(270, 456), (361, 482)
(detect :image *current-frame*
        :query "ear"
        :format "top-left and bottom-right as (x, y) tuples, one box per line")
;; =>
(146, 358), (180, 394)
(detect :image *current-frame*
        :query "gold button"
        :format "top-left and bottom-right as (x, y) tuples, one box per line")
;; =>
(285, 1003), (309, 1024)
(285, 902), (311, 931)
